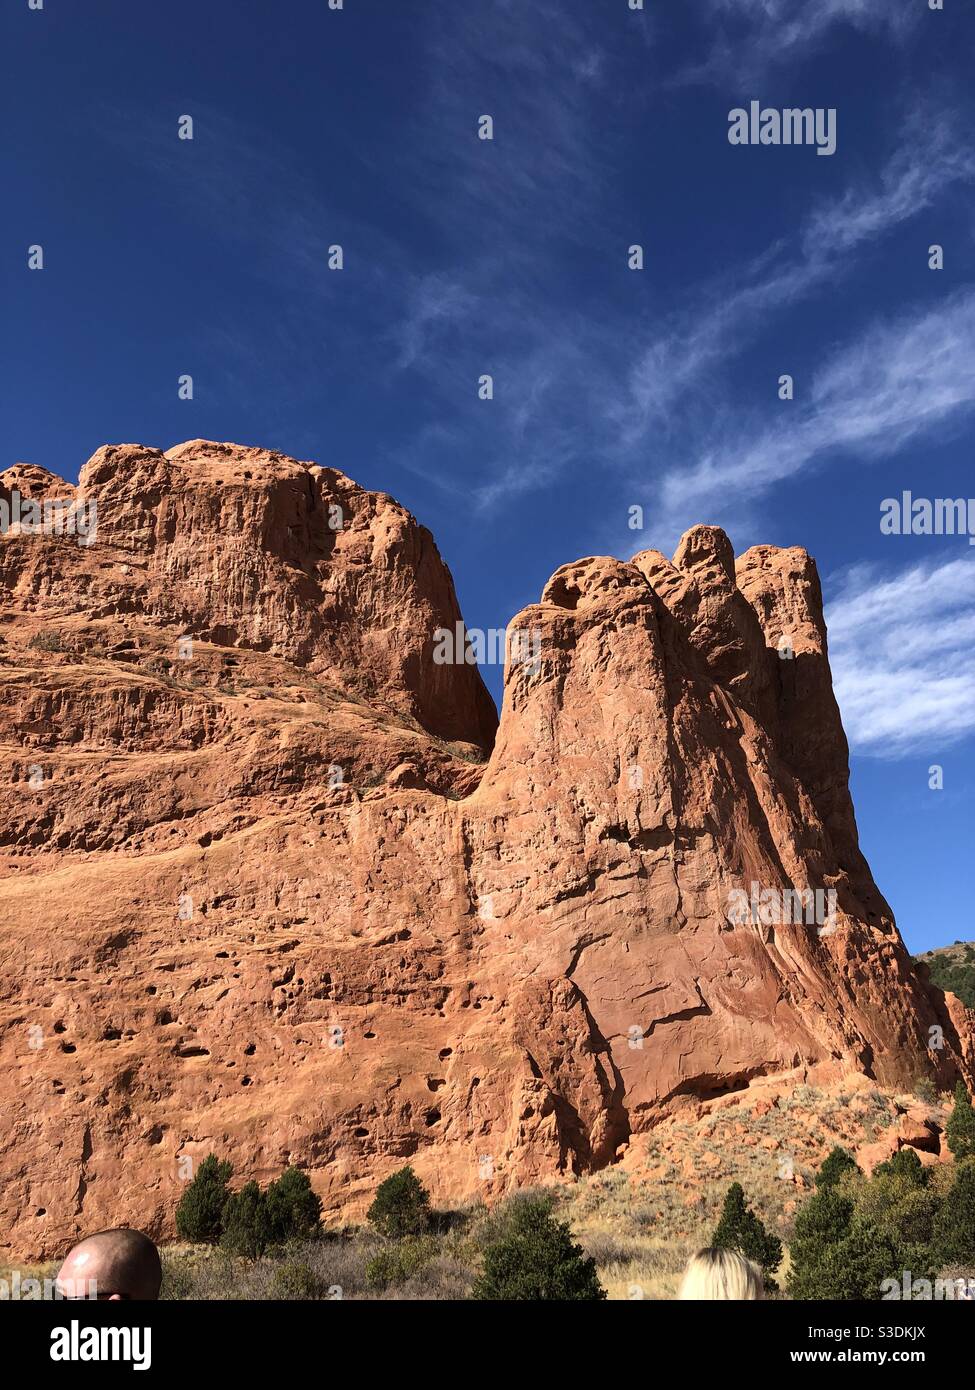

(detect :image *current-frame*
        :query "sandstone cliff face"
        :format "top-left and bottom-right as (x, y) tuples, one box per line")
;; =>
(0, 441), (971, 1260)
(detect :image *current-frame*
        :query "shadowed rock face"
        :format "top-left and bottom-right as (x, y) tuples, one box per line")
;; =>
(0, 441), (971, 1260)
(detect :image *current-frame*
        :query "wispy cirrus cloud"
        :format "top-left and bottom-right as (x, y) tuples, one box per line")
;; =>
(100, 4), (973, 565)
(826, 555), (975, 755)
(412, 0), (624, 251)
(675, 0), (918, 87)
(390, 268), (616, 510)
(654, 287), (975, 541)
(396, 76), (974, 517)
(619, 117), (975, 442)
(393, 274), (479, 370)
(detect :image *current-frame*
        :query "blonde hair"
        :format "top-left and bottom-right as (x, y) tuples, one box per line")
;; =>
(678, 1247), (765, 1300)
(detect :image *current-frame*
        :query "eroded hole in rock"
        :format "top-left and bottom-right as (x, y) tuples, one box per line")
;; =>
(59, 1042), (76, 1054)
(424, 1108), (441, 1126)
(629, 826), (674, 851)
(241, 1075), (252, 1086)
(244, 1042), (256, 1055)
(439, 1047), (452, 1058)
(546, 576), (582, 610)
(364, 1031), (376, 1039)
(353, 1127), (368, 1137)
(601, 825), (629, 843)
(53, 1021), (66, 1034)
(427, 1078), (445, 1091)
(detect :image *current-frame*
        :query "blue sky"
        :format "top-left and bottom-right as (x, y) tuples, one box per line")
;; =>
(3, 0), (973, 952)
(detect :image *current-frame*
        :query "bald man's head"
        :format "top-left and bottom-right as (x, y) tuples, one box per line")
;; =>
(56, 1228), (162, 1301)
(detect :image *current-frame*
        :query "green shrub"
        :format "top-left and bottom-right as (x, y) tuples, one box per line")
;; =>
(472, 1189), (555, 1249)
(268, 1260), (328, 1300)
(367, 1166), (432, 1239)
(914, 1076), (939, 1105)
(175, 1154), (233, 1244)
(787, 1188), (855, 1299)
(816, 1146), (861, 1190)
(470, 1197), (606, 1301)
(934, 1159), (975, 1266)
(266, 1166), (323, 1244)
(365, 1236), (440, 1290)
(791, 1150), (956, 1298)
(220, 1181), (273, 1259)
(922, 952), (975, 1009)
(710, 1182), (783, 1291)
(945, 1083), (975, 1163)
(814, 1221), (901, 1301)
(873, 1147), (928, 1187)
(871, 1188), (940, 1284)
(851, 1172), (912, 1230)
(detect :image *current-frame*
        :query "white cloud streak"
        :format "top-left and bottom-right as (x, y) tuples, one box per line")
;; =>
(656, 288), (975, 540)
(676, 0), (918, 87)
(620, 120), (975, 443)
(826, 555), (975, 755)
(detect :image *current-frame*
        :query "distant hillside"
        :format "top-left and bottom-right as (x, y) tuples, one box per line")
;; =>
(916, 941), (975, 1009)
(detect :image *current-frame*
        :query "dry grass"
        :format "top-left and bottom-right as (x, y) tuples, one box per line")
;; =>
(7, 1082), (953, 1301)
(557, 1082), (951, 1299)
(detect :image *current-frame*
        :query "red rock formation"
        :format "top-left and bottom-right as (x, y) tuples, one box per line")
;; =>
(0, 441), (971, 1260)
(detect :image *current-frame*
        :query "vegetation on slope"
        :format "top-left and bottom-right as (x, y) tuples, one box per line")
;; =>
(915, 941), (975, 1010)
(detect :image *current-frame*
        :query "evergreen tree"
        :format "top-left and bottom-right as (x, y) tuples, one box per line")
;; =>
(174, 1154), (233, 1244)
(710, 1182), (783, 1290)
(266, 1166), (323, 1243)
(367, 1166), (432, 1239)
(820, 1222), (901, 1302)
(880, 1187), (941, 1286)
(220, 1180), (273, 1259)
(945, 1082), (975, 1162)
(933, 1159), (975, 1266)
(787, 1187), (854, 1300)
(815, 1145), (861, 1190)
(873, 1147), (928, 1187)
(471, 1198), (606, 1301)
